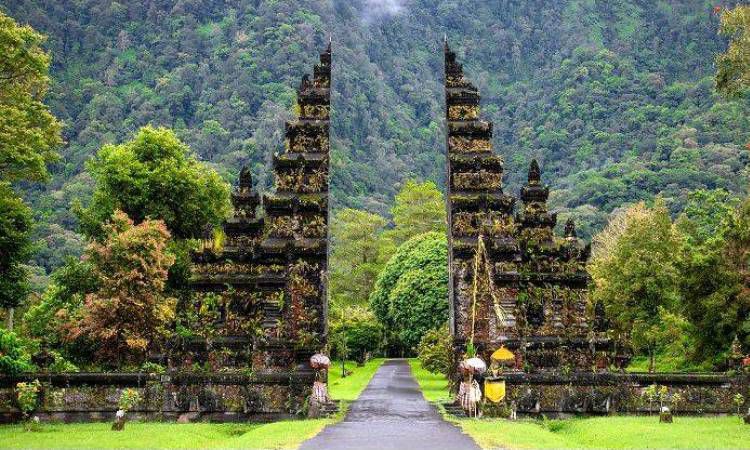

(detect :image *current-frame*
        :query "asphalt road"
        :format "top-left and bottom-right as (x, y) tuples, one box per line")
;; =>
(299, 359), (481, 450)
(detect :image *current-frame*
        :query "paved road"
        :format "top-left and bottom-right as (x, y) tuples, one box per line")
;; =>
(299, 359), (481, 450)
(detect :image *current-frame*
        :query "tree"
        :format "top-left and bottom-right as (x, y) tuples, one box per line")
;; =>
(369, 232), (448, 354)
(329, 208), (393, 308)
(675, 189), (740, 248)
(60, 211), (176, 367)
(0, 11), (62, 184)
(680, 196), (750, 365)
(0, 184), (33, 329)
(329, 306), (384, 364)
(386, 180), (446, 245)
(0, 13), (62, 328)
(78, 126), (231, 240)
(23, 258), (98, 351)
(589, 200), (682, 371)
(716, 5), (750, 97)
(0, 328), (32, 375)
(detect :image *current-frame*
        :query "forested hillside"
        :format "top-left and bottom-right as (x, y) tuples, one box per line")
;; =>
(2, 0), (749, 277)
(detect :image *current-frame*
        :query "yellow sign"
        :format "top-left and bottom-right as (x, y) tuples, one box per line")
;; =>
(484, 379), (506, 403)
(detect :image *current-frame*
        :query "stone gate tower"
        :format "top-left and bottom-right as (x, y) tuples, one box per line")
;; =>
(187, 43), (331, 379)
(444, 42), (610, 372)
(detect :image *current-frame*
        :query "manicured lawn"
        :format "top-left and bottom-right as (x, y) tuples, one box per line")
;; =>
(408, 358), (750, 449)
(0, 421), (330, 449)
(461, 416), (750, 449)
(0, 359), (384, 449)
(407, 358), (452, 402)
(329, 358), (384, 401)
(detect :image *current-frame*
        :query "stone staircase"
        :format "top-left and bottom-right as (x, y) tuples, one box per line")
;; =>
(442, 402), (467, 418)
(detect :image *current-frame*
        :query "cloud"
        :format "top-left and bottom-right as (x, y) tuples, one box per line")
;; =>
(363, 0), (406, 22)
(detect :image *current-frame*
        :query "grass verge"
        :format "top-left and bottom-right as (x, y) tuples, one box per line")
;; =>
(0, 359), (384, 450)
(408, 358), (750, 449)
(328, 358), (384, 401)
(407, 358), (451, 403)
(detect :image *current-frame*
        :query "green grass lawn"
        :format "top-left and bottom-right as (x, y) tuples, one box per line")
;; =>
(461, 416), (750, 449)
(329, 358), (384, 401)
(408, 358), (750, 449)
(0, 359), (384, 450)
(0, 421), (330, 450)
(407, 358), (452, 402)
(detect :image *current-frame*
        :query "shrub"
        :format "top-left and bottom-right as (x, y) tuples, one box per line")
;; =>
(417, 326), (452, 375)
(15, 379), (41, 417)
(0, 328), (33, 375)
(118, 388), (141, 412)
(330, 306), (384, 363)
(47, 350), (79, 373)
(369, 232), (448, 353)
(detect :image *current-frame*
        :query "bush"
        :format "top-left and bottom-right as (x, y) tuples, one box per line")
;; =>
(417, 326), (452, 375)
(46, 350), (79, 373)
(118, 388), (141, 412)
(15, 379), (41, 417)
(369, 232), (448, 354)
(0, 328), (33, 375)
(330, 306), (384, 363)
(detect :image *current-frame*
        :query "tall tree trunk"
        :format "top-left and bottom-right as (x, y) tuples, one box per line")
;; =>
(6, 307), (14, 330)
(648, 347), (655, 373)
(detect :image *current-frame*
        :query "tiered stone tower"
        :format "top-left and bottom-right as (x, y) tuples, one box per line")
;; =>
(187, 43), (331, 376)
(444, 42), (609, 372)
(261, 40), (331, 366)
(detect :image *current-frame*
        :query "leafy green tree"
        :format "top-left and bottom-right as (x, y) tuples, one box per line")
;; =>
(630, 307), (694, 372)
(0, 328), (32, 375)
(676, 189), (740, 247)
(0, 13), (62, 328)
(369, 232), (448, 354)
(329, 208), (393, 309)
(0, 184), (33, 329)
(0, 11), (62, 184)
(716, 5), (750, 97)
(680, 197), (750, 365)
(329, 306), (384, 364)
(386, 180), (446, 246)
(589, 200), (682, 371)
(23, 258), (98, 351)
(78, 126), (231, 240)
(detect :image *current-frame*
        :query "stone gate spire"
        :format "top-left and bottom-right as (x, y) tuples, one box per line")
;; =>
(444, 42), (608, 376)
(189, 43), (331, 379)
(444, 41), (516, 343)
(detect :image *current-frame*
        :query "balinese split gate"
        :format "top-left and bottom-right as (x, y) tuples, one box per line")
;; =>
(443, 41), (745, 417)
(0, 42), (747, 423)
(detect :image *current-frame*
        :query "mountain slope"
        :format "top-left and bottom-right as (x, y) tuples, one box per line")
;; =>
(1, 0), (748, 272)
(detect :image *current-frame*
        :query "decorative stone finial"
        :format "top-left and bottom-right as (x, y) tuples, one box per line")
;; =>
(565, 218), (577, 239)
(528, 159), (541, 184)
(731, 335), (744, 359)
(299, 74), (311, 92)
(239, 166), (252, 189)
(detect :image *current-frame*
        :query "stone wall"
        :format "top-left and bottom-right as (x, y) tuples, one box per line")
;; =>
(486, 372), (749, 416)
(0, 371), (314, 424)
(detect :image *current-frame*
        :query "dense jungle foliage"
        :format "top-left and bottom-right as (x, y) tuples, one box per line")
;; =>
(1, 0), (748, 279)
(2, 1), (750, 370)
